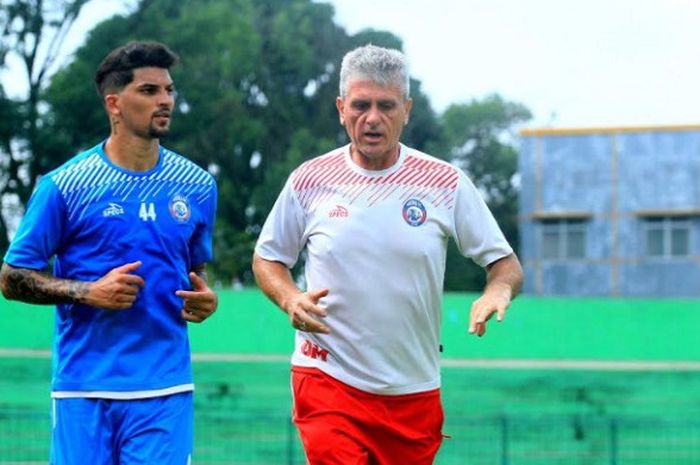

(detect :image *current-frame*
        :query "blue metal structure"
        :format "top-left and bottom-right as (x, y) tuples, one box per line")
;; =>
(519, 125), (700, 296)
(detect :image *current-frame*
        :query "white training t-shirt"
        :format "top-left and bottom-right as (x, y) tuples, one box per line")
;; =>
(255, 144), (512, 395)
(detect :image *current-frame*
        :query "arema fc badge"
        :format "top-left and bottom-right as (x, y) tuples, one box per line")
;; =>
(402, 198), (427, 227)
(169, 194), (191, 223)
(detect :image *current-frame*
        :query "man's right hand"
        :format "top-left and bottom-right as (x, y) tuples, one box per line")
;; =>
(284, 289), (330, 334)
(87, 261), (145, 310)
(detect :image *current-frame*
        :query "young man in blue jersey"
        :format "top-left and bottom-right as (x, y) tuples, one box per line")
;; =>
(0, 41), (218, 464)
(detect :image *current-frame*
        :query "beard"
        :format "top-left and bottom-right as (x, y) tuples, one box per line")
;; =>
(148, 123), (171, 138)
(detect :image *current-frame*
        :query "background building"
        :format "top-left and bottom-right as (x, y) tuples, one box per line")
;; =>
(519, 125), (700, 297)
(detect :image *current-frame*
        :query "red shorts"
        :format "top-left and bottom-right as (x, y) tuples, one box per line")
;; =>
(291, 366), (444, 465)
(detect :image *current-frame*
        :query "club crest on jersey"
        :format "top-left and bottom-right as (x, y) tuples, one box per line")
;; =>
(402, 199), (427, 227)
(169, 194), (191, 223)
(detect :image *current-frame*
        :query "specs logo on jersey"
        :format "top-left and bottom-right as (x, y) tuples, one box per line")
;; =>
(169, 194), (191, 223)
(329, 205), (349, 218)
(402, 199), (427, 227)
(102, 203), (125, 217)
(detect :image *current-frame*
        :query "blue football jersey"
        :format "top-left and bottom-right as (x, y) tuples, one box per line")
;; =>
(4, 142), (217, 395)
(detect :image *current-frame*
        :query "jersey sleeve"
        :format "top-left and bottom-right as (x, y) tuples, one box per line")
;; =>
(451, 170), (513, 268)
(254, 175), (306, 269)
(3, 176), (66, 270)
(189, 178), (218, 267)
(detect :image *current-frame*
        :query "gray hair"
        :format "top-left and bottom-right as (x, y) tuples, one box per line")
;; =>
(338, 44), (410, 100)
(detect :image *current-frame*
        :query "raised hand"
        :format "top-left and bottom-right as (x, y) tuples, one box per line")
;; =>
(284, 288), (330, 334)
(176, 271), (218, 323)
(87, 261), (145, 310)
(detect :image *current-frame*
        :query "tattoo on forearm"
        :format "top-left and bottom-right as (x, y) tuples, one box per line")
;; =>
(1, 267), (90, 305)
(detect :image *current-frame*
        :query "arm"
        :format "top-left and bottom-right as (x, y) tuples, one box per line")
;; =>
(468, 253), (523, 337)
(252, 253), (329, 333)
(175, 264), (218, 323)
(0, 261), (145, 309)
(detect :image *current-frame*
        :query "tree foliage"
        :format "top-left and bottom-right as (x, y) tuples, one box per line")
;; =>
(0, 0), (90, 253)
(40, 0), (441, 284)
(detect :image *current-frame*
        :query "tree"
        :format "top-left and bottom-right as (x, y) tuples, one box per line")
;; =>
(19, 0), (521, 290)
(41, 0), (441, 285)
(0, 0), (91, 254)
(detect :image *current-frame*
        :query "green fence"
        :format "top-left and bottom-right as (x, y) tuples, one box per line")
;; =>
(3, 408), (700, 464)
(2, 291), (700, 463)
(3, 356), (700, 464)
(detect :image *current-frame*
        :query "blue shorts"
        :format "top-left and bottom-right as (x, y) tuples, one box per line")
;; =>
(50, 392), (193, 465)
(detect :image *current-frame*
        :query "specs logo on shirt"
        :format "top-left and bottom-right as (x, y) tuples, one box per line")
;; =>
(169, 194), (191, 223)
(402, 198), (427, 227)
(329, 205), (349, 218)
(102, 203), (125, 217)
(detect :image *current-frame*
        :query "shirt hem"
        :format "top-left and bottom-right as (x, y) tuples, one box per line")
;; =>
(291, 359), (440, 396)
(51, 383), (194, 399)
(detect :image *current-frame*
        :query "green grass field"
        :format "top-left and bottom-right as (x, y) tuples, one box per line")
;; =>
(1, 290), (700, 464)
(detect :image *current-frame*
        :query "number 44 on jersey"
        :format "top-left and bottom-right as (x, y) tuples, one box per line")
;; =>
(139, 202), (157, 221)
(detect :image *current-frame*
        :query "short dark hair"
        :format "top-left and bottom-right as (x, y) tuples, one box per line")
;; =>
(95, 41), (179, 96)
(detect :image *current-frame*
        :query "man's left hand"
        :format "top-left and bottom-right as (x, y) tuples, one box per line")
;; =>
(468, 285), (511, 337)
(176, 272), (218, 323)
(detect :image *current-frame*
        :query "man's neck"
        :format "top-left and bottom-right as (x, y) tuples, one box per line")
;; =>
(350, 145), (401, 171)
(104, 133), (160, 172)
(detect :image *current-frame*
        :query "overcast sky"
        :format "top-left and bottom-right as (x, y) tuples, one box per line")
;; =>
(3, 0), (699, 129)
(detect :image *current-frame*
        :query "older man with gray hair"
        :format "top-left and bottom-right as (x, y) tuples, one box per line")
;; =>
(253, 43), (523, 464)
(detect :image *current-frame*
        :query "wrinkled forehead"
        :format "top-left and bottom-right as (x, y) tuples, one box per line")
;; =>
(344, 78), (407, 101)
